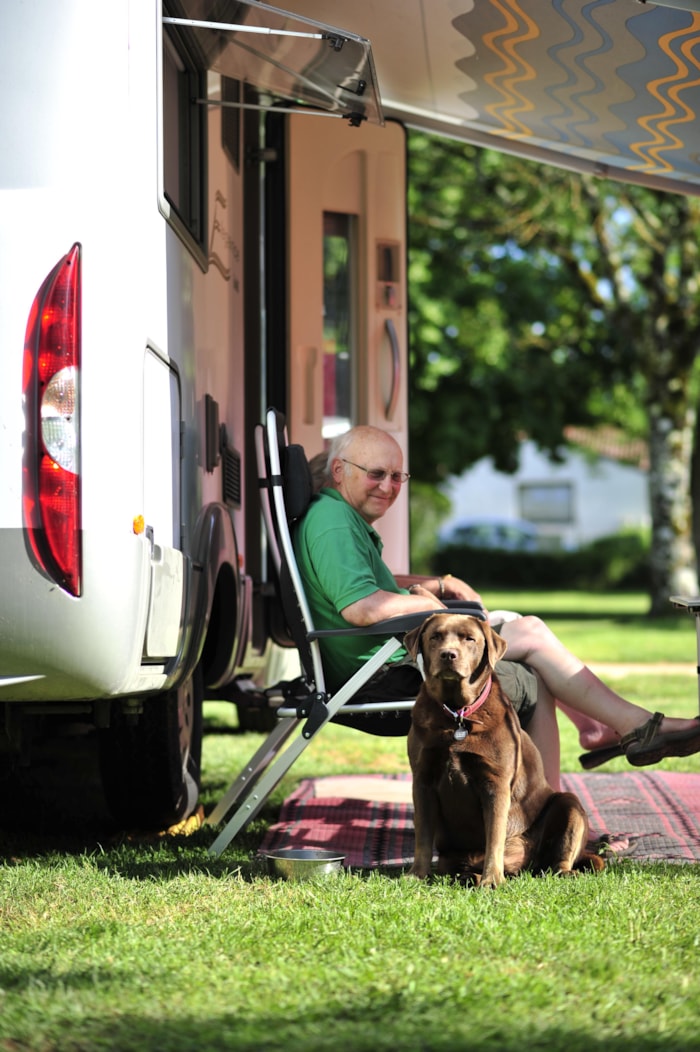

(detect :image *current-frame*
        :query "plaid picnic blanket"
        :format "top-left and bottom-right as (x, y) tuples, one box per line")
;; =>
(258, 771), (700, 868)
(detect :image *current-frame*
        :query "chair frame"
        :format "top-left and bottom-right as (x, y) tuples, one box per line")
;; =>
(670, 595), (700, 714)
(206, 408), (482, 856)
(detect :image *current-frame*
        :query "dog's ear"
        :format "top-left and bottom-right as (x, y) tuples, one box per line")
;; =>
(404, 613), (441, 661)
(480, 620), (508, 668)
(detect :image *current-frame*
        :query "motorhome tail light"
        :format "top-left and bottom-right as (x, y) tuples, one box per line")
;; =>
(22, 244), (82, 596)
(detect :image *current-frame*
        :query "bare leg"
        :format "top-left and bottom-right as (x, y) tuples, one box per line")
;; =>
(500, 615), (699, 743)
(525, 676), (561, 790)
(489, 609), (617, 750)
(557, 701), (618, 750)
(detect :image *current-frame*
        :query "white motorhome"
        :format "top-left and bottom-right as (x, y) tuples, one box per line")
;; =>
(2, 0), (699, 830)
(0, 0), (410, 828)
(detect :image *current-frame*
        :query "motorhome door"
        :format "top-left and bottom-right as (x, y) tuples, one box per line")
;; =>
(284, 114), (409, 572)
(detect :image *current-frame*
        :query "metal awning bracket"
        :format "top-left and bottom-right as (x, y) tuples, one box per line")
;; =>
(163, 16), (325, 40)
(162, 1), (383, 125)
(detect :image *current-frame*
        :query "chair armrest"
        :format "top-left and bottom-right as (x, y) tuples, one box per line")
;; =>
(671, 595), (700, 613)
(443, 600), (486, 616)
(307, 602), (485, 640)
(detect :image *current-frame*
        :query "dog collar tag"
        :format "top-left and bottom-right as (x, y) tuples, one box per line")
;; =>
(454, 726), (468, 741)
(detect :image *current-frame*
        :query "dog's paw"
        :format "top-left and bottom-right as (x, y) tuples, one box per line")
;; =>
(478, 868), (506, 889)
(405, 864), (431, 880)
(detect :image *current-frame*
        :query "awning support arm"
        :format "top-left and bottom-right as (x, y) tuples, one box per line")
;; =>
(195, 98), (366, 125)
(163, 16), (346, 50)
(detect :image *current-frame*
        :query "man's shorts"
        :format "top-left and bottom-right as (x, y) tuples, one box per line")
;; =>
(493, 660), (538, 728)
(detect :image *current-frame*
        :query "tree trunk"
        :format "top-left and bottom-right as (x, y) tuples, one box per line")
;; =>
(647, 396), (698, 615)
(691, 395), (700, 567)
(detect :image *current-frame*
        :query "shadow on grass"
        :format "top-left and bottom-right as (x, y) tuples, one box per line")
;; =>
(1, 983), (697, 1052)
(0, 708), (267, 860)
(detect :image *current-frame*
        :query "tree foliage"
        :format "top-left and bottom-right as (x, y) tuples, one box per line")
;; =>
(408, 134), (645, 478)
(407, 131), (700, 610)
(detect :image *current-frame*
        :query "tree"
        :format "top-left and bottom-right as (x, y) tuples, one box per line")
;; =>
(407, 132), (700, 612)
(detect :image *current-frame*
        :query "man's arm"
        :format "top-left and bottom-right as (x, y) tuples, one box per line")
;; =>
(341, 587), (444, 627)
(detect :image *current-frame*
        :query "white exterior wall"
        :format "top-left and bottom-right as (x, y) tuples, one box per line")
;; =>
(441, 440), (650, 550)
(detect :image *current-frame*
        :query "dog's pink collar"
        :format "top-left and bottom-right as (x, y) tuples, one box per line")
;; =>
(442, 675), (492, 725)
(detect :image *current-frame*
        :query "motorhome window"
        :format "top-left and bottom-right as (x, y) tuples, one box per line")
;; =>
(162, 29), (207, 259)
(323, 212), (357, 440)
(221, 76), (240, 171)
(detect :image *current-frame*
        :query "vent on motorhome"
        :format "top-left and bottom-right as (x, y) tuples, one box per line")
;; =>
(221, 430), (241, 508)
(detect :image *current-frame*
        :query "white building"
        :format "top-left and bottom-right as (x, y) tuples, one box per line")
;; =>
(440, 431), (650, 551)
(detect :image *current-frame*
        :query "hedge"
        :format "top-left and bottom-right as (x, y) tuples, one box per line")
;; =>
(431, 529), (650, 591)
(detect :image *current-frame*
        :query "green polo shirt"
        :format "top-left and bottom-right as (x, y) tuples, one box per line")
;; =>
(293, 487), (407, 691)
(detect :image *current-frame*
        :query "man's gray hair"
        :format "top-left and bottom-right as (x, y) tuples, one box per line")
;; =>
(326, 430), (356, 477)
(325, 424), (401, 480)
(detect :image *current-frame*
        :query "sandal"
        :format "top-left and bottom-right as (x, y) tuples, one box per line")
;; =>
(625, 712), (700, 766)
(579, 742), (624, 770)
(579, 712), (700, 770)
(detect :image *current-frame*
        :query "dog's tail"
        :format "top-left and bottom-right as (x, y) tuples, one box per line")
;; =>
(574, 851), (606, 874)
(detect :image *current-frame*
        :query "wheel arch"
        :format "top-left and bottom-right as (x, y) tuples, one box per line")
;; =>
(189, 502), (247, 691)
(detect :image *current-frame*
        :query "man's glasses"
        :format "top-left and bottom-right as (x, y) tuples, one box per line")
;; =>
(341, 458), (410, 485)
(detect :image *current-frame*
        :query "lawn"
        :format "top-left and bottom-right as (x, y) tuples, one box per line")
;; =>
(2, 592), (700, 1051)
(483, 589), (699, 664)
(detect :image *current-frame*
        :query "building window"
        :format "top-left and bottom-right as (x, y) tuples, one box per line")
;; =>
(519, 482), (574, 524)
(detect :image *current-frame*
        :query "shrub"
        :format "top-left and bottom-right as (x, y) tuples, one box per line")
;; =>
(431, 527), (650, 590)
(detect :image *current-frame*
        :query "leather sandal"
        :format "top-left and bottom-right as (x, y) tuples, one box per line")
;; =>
(625, 712), (700, 766)
(579, 712), (700, 770)
(579, 741), (624, 770)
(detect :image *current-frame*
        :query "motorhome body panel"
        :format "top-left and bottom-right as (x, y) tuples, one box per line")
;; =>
(0, 1), (163, 699)
(0, 0), (245, 705)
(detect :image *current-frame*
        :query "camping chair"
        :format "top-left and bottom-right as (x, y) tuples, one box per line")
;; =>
(670, 596), (700, 714)
(206, 407), (482, 856)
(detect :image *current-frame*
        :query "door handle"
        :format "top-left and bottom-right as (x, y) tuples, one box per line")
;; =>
(383, 318), (400, 421)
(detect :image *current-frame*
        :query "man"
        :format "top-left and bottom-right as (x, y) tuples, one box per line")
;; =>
(294, 425), (700, 789)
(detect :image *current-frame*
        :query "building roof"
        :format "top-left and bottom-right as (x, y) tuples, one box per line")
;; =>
(564, 426), (649, 471)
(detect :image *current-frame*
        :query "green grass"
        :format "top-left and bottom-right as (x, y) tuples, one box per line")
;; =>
(2, 592), (700, 1051)
(484, 589), (698, 664)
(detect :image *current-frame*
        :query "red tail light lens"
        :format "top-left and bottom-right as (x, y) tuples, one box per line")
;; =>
(22, 244), (82, 596)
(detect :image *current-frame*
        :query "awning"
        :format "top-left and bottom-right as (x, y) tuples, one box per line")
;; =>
(162, 0), (383, 126)
(284, 0), (700, 196)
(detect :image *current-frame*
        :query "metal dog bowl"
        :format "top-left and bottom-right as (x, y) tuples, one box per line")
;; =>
(264, 847), (345, 881)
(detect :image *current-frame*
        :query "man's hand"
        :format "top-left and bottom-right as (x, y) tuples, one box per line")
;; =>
(441, 575), (482, 604)
(409, 584), (437, 602)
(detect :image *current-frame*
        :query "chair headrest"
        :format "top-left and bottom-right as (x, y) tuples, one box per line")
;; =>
(282, 443), (314, 521)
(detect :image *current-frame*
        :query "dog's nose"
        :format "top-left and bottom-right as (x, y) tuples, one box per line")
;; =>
(440, 648), (458, 665)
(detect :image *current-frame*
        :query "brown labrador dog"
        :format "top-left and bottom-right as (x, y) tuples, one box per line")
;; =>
(405, 613), (604, 886)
